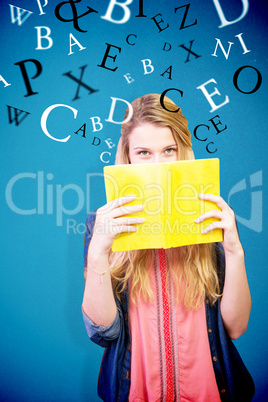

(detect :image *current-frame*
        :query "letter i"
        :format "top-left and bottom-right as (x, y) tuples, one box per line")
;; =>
(235, 33), (251, 54)
(47, 173), (54, 214)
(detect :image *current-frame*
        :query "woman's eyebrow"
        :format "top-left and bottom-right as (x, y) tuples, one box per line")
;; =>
(163, 144), (178, 149)
(133, 146), (150, 150)
(133, 144), (178, 150)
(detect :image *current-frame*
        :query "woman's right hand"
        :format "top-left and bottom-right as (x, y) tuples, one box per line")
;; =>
(90, 195), (145, 255)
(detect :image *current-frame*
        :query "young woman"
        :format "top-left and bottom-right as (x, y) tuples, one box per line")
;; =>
(82, 94), (254, 401)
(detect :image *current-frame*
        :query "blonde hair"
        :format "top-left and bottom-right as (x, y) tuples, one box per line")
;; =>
(109, 94), (221, 310)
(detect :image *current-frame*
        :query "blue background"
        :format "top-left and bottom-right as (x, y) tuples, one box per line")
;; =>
(1, 0), (267, 400)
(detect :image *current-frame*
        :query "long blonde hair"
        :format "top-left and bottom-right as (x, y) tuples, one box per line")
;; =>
(109, 94), (221, 310)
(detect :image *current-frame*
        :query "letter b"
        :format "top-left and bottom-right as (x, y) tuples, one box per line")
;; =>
(101, 0), (133, 24)
(141, 59), (154, 74)
(35, 26), (53, 50)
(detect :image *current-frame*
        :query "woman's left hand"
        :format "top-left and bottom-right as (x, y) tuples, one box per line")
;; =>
(195, 193), (243, 255)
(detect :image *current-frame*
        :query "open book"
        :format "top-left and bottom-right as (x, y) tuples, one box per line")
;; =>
(104, 158), (223, 252)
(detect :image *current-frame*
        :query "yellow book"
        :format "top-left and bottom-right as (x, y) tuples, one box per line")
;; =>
(104, 158), (223, 252)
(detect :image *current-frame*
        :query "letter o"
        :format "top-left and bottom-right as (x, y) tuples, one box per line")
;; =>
(233, 65), (262, 94)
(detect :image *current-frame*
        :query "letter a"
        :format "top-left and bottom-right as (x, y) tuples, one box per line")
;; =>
(68, 34), (86, 55)
(212, 0), (249, 28)
(0, 75), (11, 87)
(9, 4), (33, 26)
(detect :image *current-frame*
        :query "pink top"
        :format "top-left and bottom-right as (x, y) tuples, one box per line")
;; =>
(128, 249), (221, 402)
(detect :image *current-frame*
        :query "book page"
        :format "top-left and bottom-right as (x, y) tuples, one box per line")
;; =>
(167, 159), (222, 247)
(104, 163), (164, 251)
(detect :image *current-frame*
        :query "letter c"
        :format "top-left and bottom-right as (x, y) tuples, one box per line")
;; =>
(193, 124), (209, 141)
(100, 151), (111, 163)
(41, 104), (78, 142)
(126, 34), (137, 46)
(206, 141), (217, 153)
(160, 88), (183, 113)
(5, 173), (37, 214)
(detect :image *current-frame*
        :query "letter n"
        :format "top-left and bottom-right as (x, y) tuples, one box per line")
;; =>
(7, 105), (30, 126)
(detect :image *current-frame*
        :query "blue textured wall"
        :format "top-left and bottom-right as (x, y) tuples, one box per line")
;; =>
(1, 0), (267, 400)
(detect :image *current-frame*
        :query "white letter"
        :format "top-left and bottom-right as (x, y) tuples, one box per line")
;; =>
(68, 33), (86, 55)
(141, 59), (154, 74)
(90, 116), (103, 132)
(5, 173), (37, 215)
(100, 151), (111, 163)
(105, 138), (116, 149)
(105, 97), (133, 124)
(211, 38), (234, 60)
(36, 0), (48, 15)
(212, 0), (249, 28)
(196, 79), (229, 112)
(101, 0), (133, 24)
(35, 26), (53, 50)
(235, 33), (251, 54)
(9, 4), (33, 25)
(41, 104), (78, 142)
(124, 73), (134, 83)
(66, 219), (77, 234)
(0, 75), (11, 87)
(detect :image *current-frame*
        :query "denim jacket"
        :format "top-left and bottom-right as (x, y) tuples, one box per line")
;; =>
(83, 212), (255, 402)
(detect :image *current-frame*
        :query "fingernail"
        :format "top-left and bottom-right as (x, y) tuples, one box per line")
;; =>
(199, 194), (205, 198)
(137, 217), (145, 222)
(195, 217), (200, 223)
(126, 195), (136, 198)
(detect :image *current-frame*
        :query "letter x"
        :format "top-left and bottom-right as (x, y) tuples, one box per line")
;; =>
(63, 65), (98, 101)
(179, 40), (201, 63)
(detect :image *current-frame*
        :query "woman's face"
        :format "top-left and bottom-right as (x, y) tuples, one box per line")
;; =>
(128, 123), (178, 164)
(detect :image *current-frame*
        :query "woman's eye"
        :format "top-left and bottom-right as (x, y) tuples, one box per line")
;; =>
(164, 148), (176, 154)
(138, 150), (150, 156)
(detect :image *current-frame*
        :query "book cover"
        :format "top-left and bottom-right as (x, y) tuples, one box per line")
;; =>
(104, 158), (222, 251)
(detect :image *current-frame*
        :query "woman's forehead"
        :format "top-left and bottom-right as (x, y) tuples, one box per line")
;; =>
(128, 124), (175, 149)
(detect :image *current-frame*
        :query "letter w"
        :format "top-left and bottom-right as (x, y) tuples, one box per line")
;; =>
(7, 105), (30, 126)
(9, 4), (33, 26)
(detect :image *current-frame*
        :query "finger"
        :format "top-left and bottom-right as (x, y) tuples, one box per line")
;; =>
(198, 194), (227, 210)
(99, 195), (137, 213)
(195, 209), (222, 223)
(201, 221), (224, 234)
(113, 217), (145, 225)
(112, 204), (144, 218)
(111, 224), (139, 235)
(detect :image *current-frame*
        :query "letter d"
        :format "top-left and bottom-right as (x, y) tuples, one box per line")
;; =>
(212, 0), (249, 28)
(105, 97), (133, 124)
